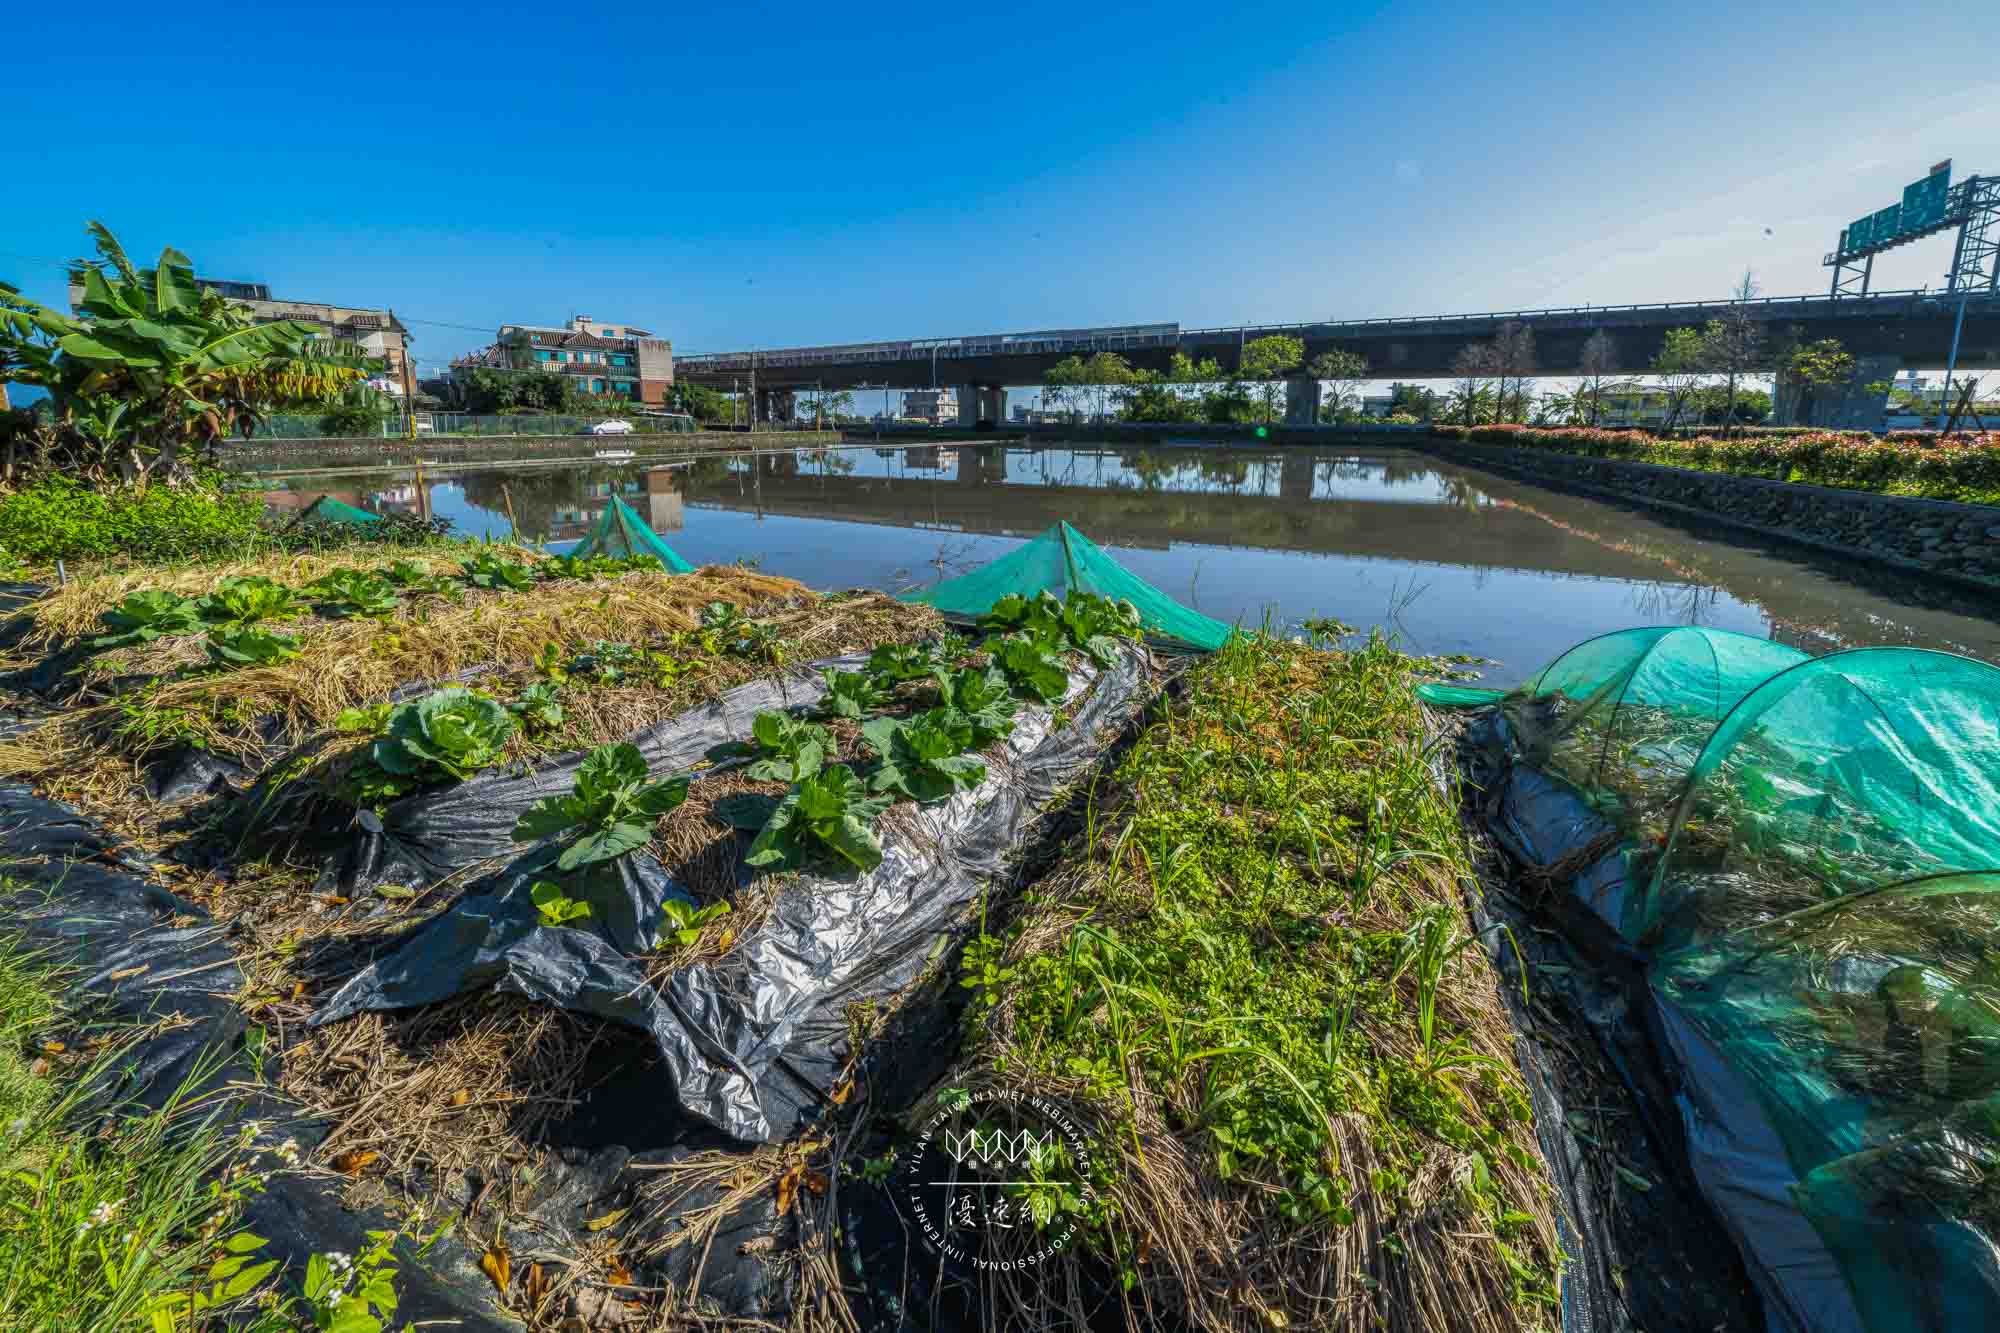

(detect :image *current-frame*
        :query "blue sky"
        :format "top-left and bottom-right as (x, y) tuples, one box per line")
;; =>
(5, 0), (1997, 377)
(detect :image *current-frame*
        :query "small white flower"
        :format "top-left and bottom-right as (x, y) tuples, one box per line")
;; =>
(6, 1117), (27, 1135)
(88, 1200), (119, 1226)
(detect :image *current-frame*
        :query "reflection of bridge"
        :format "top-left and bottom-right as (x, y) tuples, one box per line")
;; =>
(684, 449), (1679, 580)
(674, 290), (2000, 427)
(683, 444), (2000, 657)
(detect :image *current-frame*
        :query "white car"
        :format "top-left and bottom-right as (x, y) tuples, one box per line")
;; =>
(585, 419), (635, 436)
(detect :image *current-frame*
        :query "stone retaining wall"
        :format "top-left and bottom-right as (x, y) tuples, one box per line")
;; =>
(1419, 437), (2000, 595)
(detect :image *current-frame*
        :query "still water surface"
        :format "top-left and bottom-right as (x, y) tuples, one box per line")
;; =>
(258, 443), (2000, 689)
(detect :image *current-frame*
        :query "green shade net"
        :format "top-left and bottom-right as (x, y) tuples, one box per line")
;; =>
(568, 496), (695, 573)
(291, 495), (382, 526)
(1654, 869), (2000, 1333)
(1414, 683), (1505, 708)
(1630, 649), (2000, 1330)
(901, 522), (1235, 652)
(1502, 626), (1809, 853)
(1645, 649), (2000, 952)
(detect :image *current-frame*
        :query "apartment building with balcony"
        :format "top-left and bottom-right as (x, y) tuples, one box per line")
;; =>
(67, 276), (414, 395)
(465, 315), (674, 404)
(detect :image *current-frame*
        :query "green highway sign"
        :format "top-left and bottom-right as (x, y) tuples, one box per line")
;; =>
(1872, 203), (1904, 243)
(1902, 165), (1951, 231)
(1840, 161), (1954, 258)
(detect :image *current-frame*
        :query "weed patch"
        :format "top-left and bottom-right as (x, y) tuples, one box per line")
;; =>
(946, 632), (1560, 1332)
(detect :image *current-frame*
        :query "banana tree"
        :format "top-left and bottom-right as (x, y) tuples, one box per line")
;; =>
(0, 221), (379, 486)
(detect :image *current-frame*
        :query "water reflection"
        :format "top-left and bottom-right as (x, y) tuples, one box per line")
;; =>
(257, 444), (2000, 687)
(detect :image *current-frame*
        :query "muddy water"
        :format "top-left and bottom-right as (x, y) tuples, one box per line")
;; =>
(257, 442), (2000, 688)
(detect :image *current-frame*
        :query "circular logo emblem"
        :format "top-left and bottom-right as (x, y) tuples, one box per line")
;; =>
(896, 1087), (1101, 1274)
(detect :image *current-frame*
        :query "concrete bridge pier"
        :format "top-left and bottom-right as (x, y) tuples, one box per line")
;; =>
(953, 384), (1006, 427)
(756, 388), (796, 425)
(1773, 353), (1898, 430)
(1284, 375), (1320, 425)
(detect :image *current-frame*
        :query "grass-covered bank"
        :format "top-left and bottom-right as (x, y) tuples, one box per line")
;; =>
(0, 471), (456, 569)
(939, 631), (1559, 1332)
(0, 922), (424, 1330)
(1436, 423), (2000, 504)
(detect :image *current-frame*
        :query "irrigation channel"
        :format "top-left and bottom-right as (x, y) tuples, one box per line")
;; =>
(259, 440), (2000, 679)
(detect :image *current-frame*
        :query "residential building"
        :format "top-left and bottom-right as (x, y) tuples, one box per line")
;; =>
(68, 275), (414, 396)
(901, 388), (958, 423)
(1594, 384), (1690, 428)
(462, 315), (674, 405)
(1359, 393), (1397, 418)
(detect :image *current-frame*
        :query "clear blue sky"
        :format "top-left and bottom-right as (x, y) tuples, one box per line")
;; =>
(5, 0), (1997, 377)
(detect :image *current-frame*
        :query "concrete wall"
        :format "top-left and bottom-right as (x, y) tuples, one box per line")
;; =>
(1419, 436), (2000, 595)
(228, 431), (830, 470)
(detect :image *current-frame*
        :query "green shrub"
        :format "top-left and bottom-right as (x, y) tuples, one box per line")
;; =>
(0, 475), (263, 564)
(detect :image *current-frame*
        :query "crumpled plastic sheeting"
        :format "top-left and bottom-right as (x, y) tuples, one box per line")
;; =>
(309, 659), (846, 895)
(1453, 708), (1865, 1333)
(314, 644), (1150, 1143)
(0, 784), (518, 1330)
(1653, 997), (1861, 1333)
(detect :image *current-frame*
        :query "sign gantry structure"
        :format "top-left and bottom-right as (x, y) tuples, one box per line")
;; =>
(1828, 160), (2000, 299)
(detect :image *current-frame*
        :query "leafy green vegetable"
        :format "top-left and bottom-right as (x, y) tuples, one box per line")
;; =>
(540, 554), (605, 582)
(992, 635), (1070, 703)
(539, 552), (666, 582)
(862, 709), (987, 803)
(375, 559), (459, 596)
(819, 667), (891, 720)
(867, 640), (951, 684)
(204, 625), (303, 669)
(335, 702), (394, 734)
(90, 589), (202, 648)
(981, 590), (1142, 665)
(733, 711), (833, 782)
(512, 742), (689, 871)
(370, 687), (515, 784)
(1060, 592), (1143, 665)
(745, 763), (891, 873)
(529, 879), (593, 927)
(507, 682), (565, 732)
(662, 897), (731, 947)
(534, 642), (570, 684)
(458, 551), (537, 591)
(303, 567), (403, 619)
(932, 664), (1018, 745)
(699, 600), (784, 661)
(194, 575), (302, 626)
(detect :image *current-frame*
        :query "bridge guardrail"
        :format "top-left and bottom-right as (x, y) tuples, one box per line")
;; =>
(677, 289), (1999, 373)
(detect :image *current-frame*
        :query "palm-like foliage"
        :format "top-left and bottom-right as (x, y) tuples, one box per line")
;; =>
(0, 221), (378, 485)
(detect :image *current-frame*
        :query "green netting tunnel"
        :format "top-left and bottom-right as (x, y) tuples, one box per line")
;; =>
(1424, 626), (1809, 850)
(1452, 632), (2000, 1331)
(1644, 647), (2000, 952)
(289, 495), (383, 527)
(900, 522), (1236, 652)
(568, 496), (695, 573)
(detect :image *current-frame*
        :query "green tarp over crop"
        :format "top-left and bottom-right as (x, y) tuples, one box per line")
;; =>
(291, 495), (383, 526)
(900, 521), (1235, 651)
(569, 496), (695, 573)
